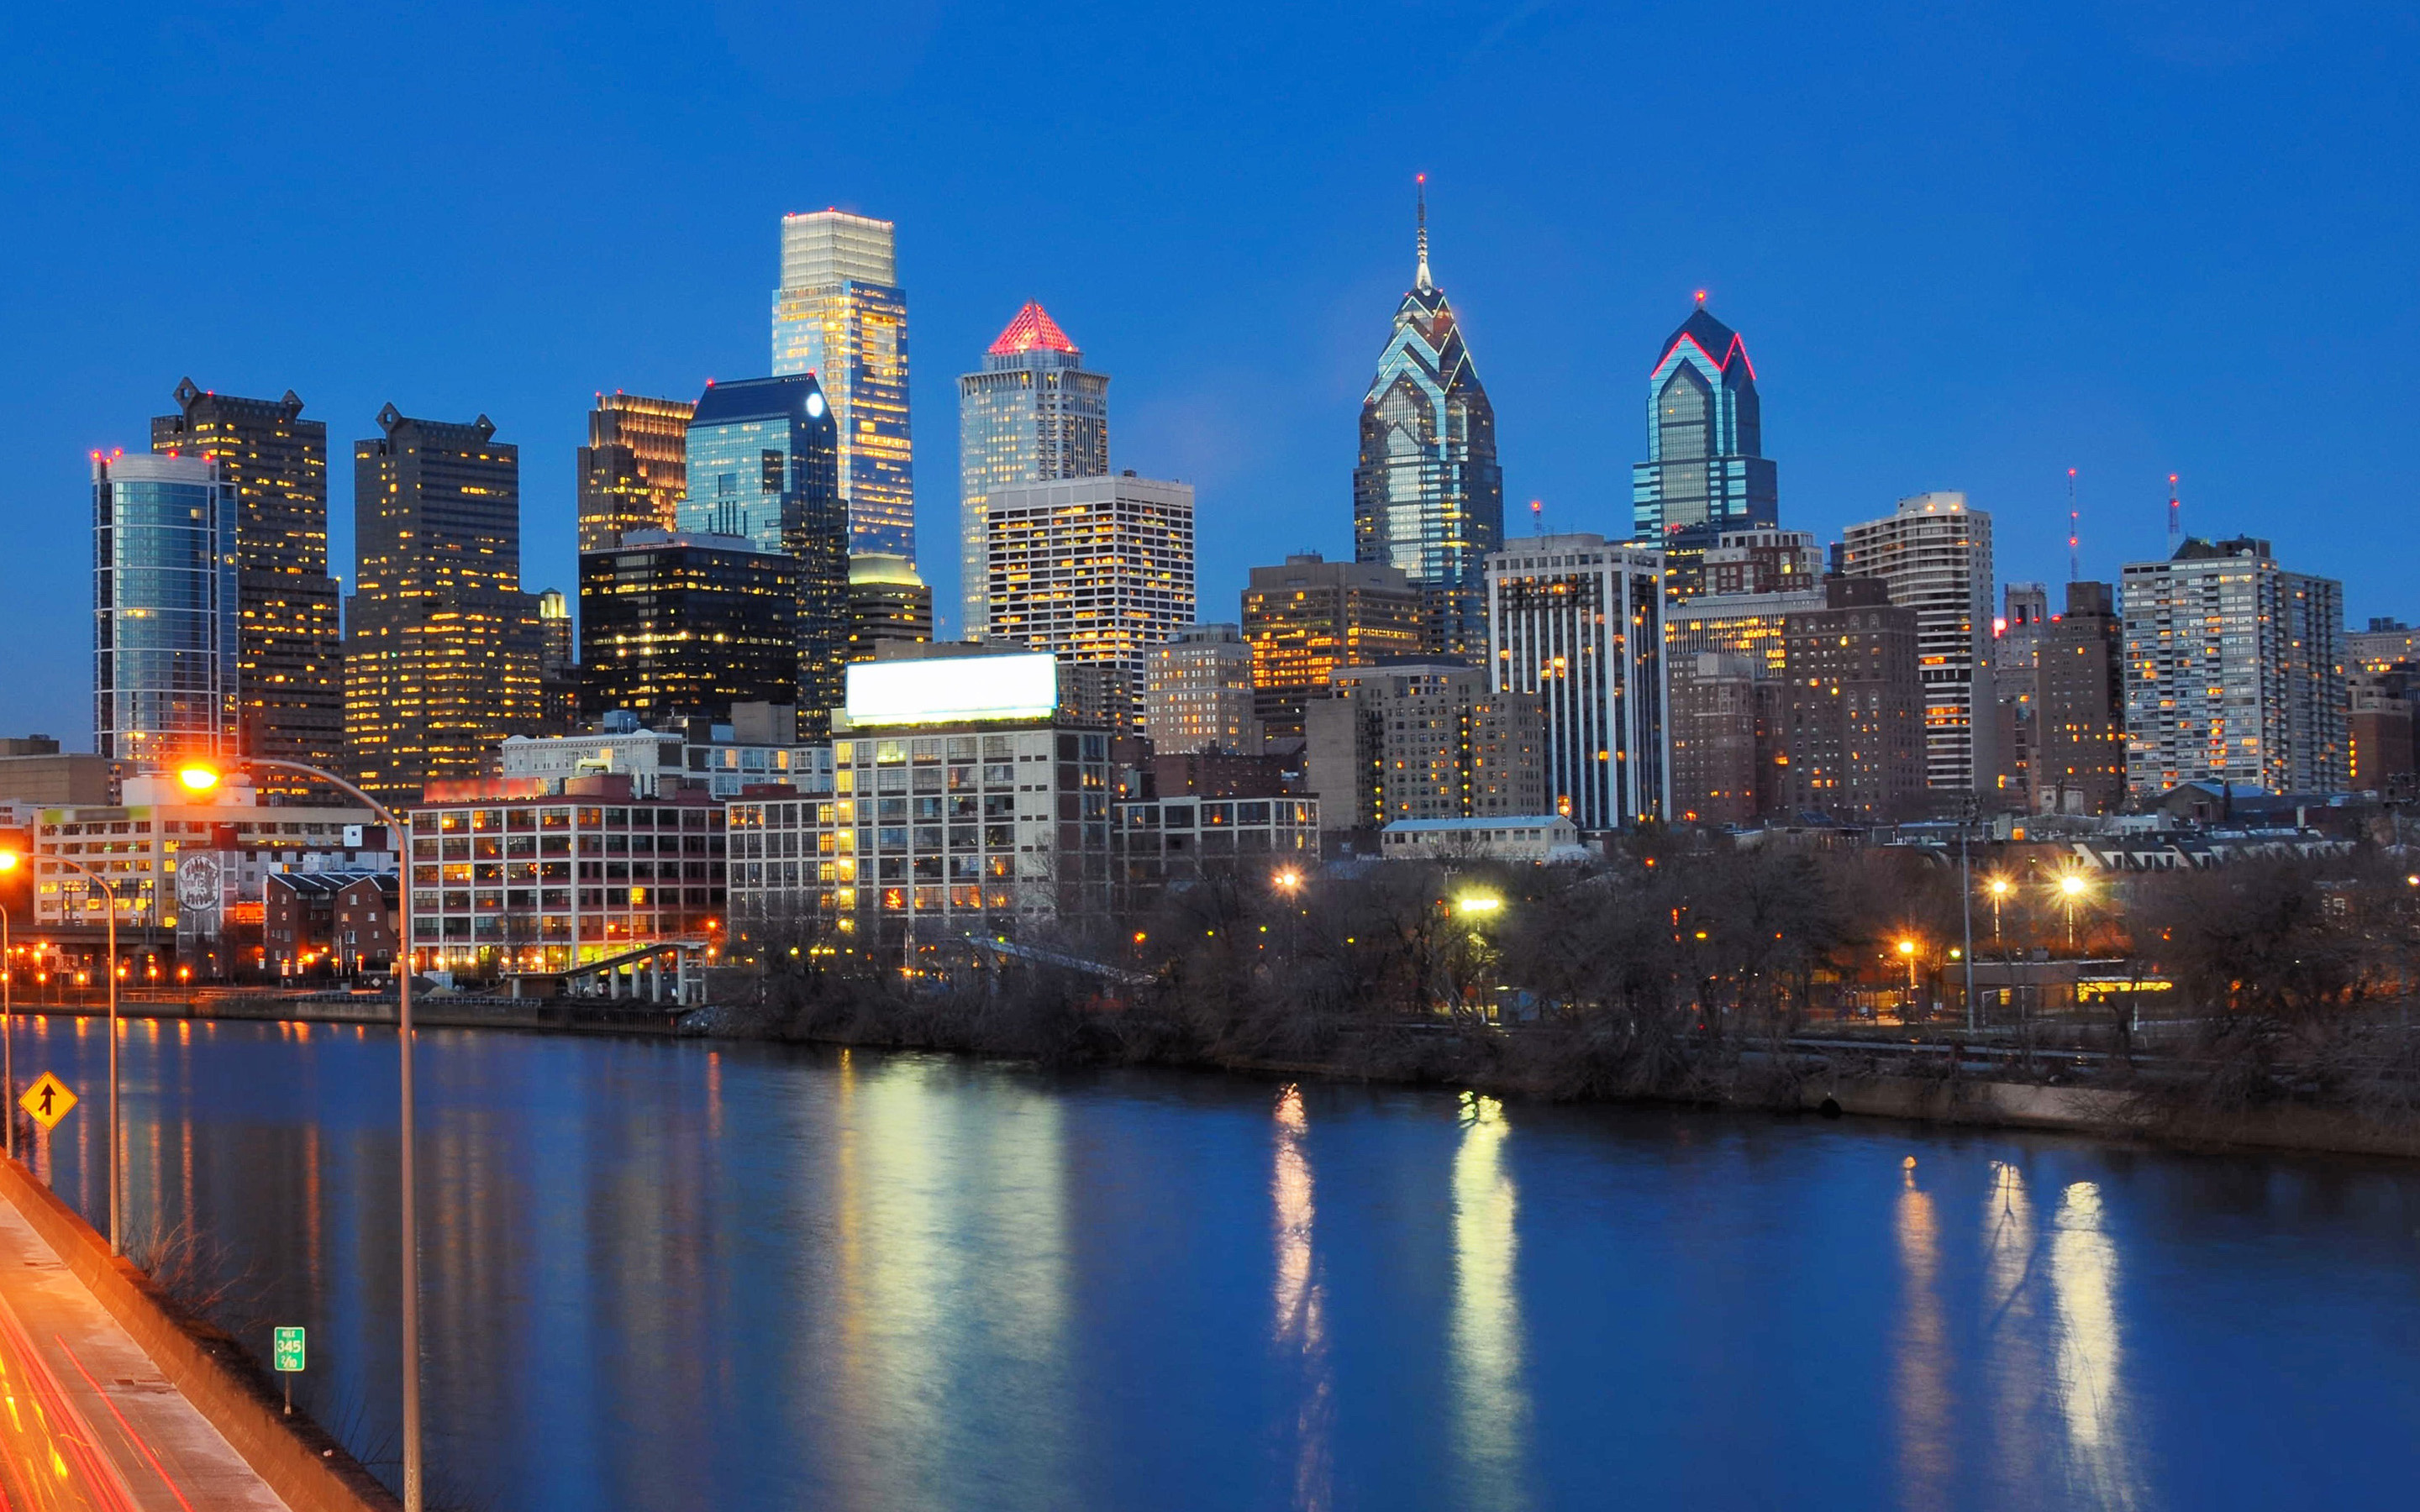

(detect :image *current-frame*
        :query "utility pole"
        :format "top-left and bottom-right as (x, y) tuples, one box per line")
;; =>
(1961, 793), (1978, 1032)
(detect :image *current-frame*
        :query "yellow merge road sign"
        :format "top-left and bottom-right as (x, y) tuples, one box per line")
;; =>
(20, 1073), (76, 1131)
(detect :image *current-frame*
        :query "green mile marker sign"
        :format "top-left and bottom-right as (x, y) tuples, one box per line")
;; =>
(273, 1326), (306, 1373)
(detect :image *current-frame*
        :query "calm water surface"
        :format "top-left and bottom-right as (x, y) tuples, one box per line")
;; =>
(13, 1014), (2420, 1509)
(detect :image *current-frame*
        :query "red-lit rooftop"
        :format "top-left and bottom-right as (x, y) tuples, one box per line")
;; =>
(988, 301), (1078, 356)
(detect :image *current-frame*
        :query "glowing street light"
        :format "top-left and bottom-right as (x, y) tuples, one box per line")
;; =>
(1272, 869), (1302, 894)
(1897, 937), (1920, 1001)
(1456, 895), (1502, 916)
(1986, 874), (2012, 948)
(2057, 872), (2091, 952)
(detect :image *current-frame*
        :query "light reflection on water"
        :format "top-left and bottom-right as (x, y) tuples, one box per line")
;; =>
(7, 1020), (2417, 1511)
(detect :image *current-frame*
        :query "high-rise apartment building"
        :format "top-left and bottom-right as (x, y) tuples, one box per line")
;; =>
(579, 530), (799, 724)
(984, 474), (1195, 729)
(1631, 297), (1779, 595)
(1781, 576), (1926, 822)
(1994, 580), (2051, 810)
(958, 302), (1110, 637)
(1840, 491), (1996, 796)
(576, 392), (693, 552)
(2349, 667), (2417, 794)
(1241, 554), (1426, 745)
(150, 381), (342, 779)
(2036, 580), (2126, 815)
(1484, 534), (1665, 831)
(1302, 659), (1545, 833)
(92, 453), (239, 768)
(1353, 188), (1502, 658)
(345, 407), (545, 805)
(1144, 624), (1260, 755)
(679, 374), (849, 728)
(1664, 565), (1827, 825)
(845, 554), (933, 663)
(2120, 537), (2347, 797)
(770, 210), (913, 557)
(538, 588), (578, 734)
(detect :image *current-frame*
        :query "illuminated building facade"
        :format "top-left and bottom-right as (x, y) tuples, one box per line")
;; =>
(2037, 580), (2126, 815)
(1241, 554), (1425, 745)
(957, 301), (1111, 636)
(345, 407), (546, 805)
(983, 474), (1195, 730)
(150, 381), (342, 780)
(1353, 186), (1502, 658)
(1484, 534), (1666, 831)
(770, 210), (915, 557)
(1995, 581), (2050, 809)
(1144, 623), (1260, 755)
(1630, 298), (1778, 595)
(576, 392), (693, 551)
(845, 554), (934, 662)
(1662, 576), (1826, 825)
(2119, 537), (2347, 797)
(1301, 659), (1546, 833)
(1781, 577), (1926, 822)
(538, 588), (577, 734)
(92, 453), (239, 768)
(1840, 491), (1996, 795)
(679, 374), (849, 728)
(579, 530), (799, 724)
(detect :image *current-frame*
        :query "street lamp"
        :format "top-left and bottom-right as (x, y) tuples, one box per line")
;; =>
(1898, 937), (1919, 1011)
(182, 759), (429, 1512)
(7, 848), (123, 1250)
(1986, 875), (2011, 948)
(2057, 872), (2089, 953)
(1455, 895), (1502, 916)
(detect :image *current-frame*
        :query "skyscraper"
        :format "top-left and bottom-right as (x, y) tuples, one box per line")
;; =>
(1241, 554), (1426, 745)
(576, 392), (693, 552)
(2037, 580), (2126, 815)
(2120, 537), (2347, 797)
(538, 587), (578, 734)
(845, 554), (934, 664)
(958, 301), (1111, 637)
(1484, 534), (1666, 831)
(150, 381), (342, 779)
(983, 474), (1195, 729)
(1781, 577), (1926, 822)
(1302, 659), (1545, 832)
(92, 452), (239, 767)
(1630, 296), (1778, 593)
(1995, 581), (2050, 809)
(1353, 183), (1502, 658)
(680, 375), (848, 727)
(1840, 491), (1997, 796)
(345, 407), (544, 804)
(771, 210), (914, 558)
(580, 530), (799, 724)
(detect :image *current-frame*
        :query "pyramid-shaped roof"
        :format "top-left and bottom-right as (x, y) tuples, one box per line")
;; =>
(1657, 303), (1754, 378)
(988, 302), (1078, 356)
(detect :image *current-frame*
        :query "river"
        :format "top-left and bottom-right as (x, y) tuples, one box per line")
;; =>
(11, 1014), (2419, 1509)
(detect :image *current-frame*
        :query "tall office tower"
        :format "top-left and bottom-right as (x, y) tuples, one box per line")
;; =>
(150, 381), (342, 778)
(1664, 569), (1828, 823)
(984, 475), (1195, 729)
(1840, 491), (1996, 796)
(576, 392), (693, 552)
(1145, 624), (1261, 755)
(1630, 296), (1779, 596)
(1484, 534), (1666, 831)
(845, 554), (933, 663)
(2120, 537), (2348, 797)
(1781, 577), (1926, 822)
(1994, 581), (2051, 811)
(345, 407), (545, 804)
(1699, 528), (1821, 597)
(2036, 580), (2125, 815)
(680, 375), (849, 728)
(538, 588), (578, 733)
(1302, 659), (1546, 832)
(958, 302), (1111, 636)
(770, 210), (913, 557)
(92, 453), (239, 767)
(1353, 186), (1502, 658)
(579, 530), (799, 724)
(1241, 554), (1426, 745)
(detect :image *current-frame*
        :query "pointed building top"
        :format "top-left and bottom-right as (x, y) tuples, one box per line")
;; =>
(1414, 174), (1433, 292)
(988, 301), (1078, 356)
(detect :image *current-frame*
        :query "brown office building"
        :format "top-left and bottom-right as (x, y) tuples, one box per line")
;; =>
(2036, 580), (2127, 814)
(1781, 577), (1925, 822)
(1242, 554), (1424, 745)
(1668, 652), (1784, 826)
(845, 554), (934, 663)
(1301, 659), (1546, 833)
(576, 392), (694, 552)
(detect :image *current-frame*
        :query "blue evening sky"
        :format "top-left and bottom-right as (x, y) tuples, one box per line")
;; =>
(3, 2), (2415, 744)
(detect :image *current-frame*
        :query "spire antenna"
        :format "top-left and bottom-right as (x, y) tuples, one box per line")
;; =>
(1414, 173), (1433, 291)
(2166, 473), (2182, 549)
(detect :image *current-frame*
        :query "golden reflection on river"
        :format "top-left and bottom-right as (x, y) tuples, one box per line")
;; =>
(2050, 1180), (2140, 1510)
(1983, 1159), (2040, 1497)
(1270, 1084), (1332, 1510)
(1449, 1091), (1528, 1512)
(1894, 1159), (1952, 1511)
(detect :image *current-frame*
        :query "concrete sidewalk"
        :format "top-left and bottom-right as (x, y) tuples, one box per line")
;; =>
(0, 1195), (288, 1510)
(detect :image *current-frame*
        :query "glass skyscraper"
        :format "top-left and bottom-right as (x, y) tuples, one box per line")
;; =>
(1630, 297), (1779, 592)
(576, 391), (694, 552)
(957, 301), (1110, 637)
(92, 452), (239, 767)
(1352, 186), (1502, 659)
(680, 374), (849, 727)
(771, 210), (914, 559)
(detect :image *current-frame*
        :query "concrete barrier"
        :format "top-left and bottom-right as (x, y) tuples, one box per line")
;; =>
(0, 1158), (400, 1512)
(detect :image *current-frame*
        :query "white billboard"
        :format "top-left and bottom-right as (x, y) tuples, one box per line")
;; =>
(842, 653), (1060, 727)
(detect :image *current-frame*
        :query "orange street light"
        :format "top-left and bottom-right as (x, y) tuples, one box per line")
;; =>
(177, 764), (221, 793)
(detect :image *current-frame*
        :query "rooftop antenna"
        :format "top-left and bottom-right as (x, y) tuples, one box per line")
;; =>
(2066, 467), (2080, 583)
(1414, 173), (1432, 291)
(1531, 497), (1544, 538)
(2166, 473), (2181, 549)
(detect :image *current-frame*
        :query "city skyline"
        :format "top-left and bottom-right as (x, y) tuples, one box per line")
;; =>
(8, 5), (2418, 738)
